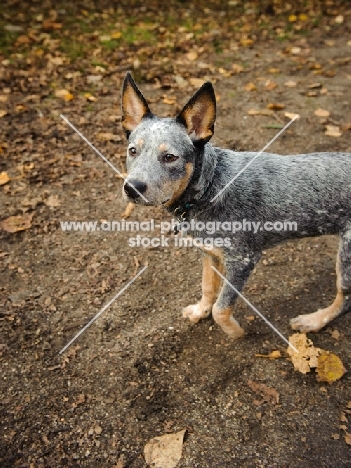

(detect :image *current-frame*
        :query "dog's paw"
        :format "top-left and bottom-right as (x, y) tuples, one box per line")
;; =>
(182, 303), (212, 324)
(290, 311), (326, 333)
(221, 322), (245, 339)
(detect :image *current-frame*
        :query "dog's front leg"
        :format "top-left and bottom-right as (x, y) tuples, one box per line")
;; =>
(212, 255), (260, 339)
(183, 253), (224, 324)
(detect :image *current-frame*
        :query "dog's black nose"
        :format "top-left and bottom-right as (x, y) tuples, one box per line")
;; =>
(124, 179), (147, 199)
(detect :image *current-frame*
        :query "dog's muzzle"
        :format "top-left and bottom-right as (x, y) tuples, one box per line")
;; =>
(123, 179), (147, 200)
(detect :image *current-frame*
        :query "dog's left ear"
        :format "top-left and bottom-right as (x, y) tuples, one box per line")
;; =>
(121, 72), (152, 136)
(176, 82), (216, 144)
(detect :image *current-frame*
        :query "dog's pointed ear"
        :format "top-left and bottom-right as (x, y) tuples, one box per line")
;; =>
(176, 82), (216, 144)
(121, 72), (152, 136)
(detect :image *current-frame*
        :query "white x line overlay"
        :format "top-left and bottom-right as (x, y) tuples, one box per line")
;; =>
(211, 266), (298, 353)
(210, 115), (299, 202)
(59, 265), (148, 354)
(60, 114), (149, 203)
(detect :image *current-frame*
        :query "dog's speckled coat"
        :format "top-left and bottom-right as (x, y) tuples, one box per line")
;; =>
(121, 72), (351, 338)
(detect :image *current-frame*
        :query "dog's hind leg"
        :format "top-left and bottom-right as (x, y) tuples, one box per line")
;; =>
(211, 254), (261, 339)
(183, 253), (224, 324)
(291, 229), (351, 333)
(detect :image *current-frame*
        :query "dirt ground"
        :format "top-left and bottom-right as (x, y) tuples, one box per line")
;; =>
(1, 1), (351, 467)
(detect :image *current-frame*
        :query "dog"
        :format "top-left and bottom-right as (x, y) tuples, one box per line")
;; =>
(121, 71), (351, 339)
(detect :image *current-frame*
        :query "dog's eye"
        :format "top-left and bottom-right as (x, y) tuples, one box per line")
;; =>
(128, 147), (137, 157)
(163, 154), (178, 163)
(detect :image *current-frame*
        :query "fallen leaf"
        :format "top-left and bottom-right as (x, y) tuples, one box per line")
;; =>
(244, 82), (256, 91)
(144, 429), (186, 468)
(232, 64), (244, 74)
(344, 432), (351, 445)
(316, 351), (346, 384)
(1, 213), (34, 233)
(122, 202), (135, 219)
(0, 171), (10, 185)
(268, 67), (280, 74)
(189, 78), (204, 87)
(315, 108), (330, 118)
(287, 333), (321, 374)
(335, 15), (344, 24)
(111, 31), (122, 39)
(0, 110), (7, 118)
(247, 108), (274, 116)
(247, 380), (279, 404)
(284, 112), (300, 120)
(96, 132), (121, 142)
(240, 38), (253, 47)
(45, 194), (61, 207)
(285, 80), (297, 87)
(341, 123), (351, 132)
(291, 47), (301, 55)
(55, 89), (73, 101)
(267, 103), (285, 111)
(332, 433), (340, 440)
(265, 80), (277, 90)
(325, 125), (342, 137)
(255, 350), (282, 359)
(331, 330), (340, 340)
(186, 51), (198, 61)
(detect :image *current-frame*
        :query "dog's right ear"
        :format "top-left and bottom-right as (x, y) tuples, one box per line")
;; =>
(121, 72), (152, 137)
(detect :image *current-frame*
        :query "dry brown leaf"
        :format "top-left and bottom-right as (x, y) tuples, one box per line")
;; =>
(1, 213), (34, 233)
(144, 429), (186, 468)
(315, 108), (330, 118)
(55, 89), (73, 101)
(316, 351), (346, 384)
(331, 330), (340, 340)
(96, 132), (121, 142)
(265, 80), (277, 90)
(189, 78), (204, 88)
(325, 125), (342, 137)
(268, 67), (280, 74)
(267, 103), (285, 111)
(287, 333), (321, 374)
(344, 432), (351, 445)
(0, 171), (10, 185)
(232, 64), (244, 74)
(122, 202), (135, 219)
(255, 350), (282, 359)
(247, 380), (279, 404)
(244, 82), (256, 91)
(45, 194), (60, 207)
(186, 51), (198, 61)
(285, 80), (297, 87)
(284, 112), (300, 120)
(0, 110), (7, 118)
(247, 108), (274, 116)
(240, 38), (253, 47)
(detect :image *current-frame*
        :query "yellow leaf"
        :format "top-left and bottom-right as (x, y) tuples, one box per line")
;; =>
(55, 89), (73, 101)
(299, 14), (308, 21)
(288, 15), (297, 22)
(240, 38), (253, 47)
(1, 214), (34, 233)
(111, 31), (122, 39)
(316, 351), (346, 384)
(268, 67), (280, 74)
(0, 171), (10, 186)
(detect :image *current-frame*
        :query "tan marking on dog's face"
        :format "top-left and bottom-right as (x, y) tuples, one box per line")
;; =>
(137, 138), (144, 147)
(163, 162), (194, 206)
(159, 143), (168, 152)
